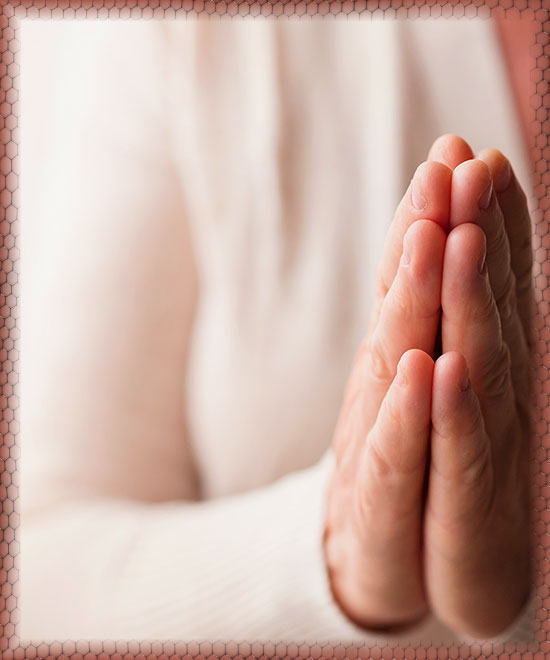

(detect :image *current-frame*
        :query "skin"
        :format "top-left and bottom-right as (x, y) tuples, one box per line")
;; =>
(324, 134), (532, 639)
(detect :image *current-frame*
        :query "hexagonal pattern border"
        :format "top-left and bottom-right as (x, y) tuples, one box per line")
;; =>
(0, 1), (547, 659)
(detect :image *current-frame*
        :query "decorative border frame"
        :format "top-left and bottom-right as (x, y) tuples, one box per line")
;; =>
(1, 1), (547, 658)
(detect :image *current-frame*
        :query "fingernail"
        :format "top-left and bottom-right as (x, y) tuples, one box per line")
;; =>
(478, 179), (493, 210)
(459, 369), (470, 392)
(494, 160), (512, 192)
(411, 179), (427, 210)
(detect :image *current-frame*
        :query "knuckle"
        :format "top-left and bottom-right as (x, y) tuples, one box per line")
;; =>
(459, 436), (493, 491)
(443, 406), (482, 446)
(383, 390), (403, 431)
(432, 403), (485, 471)
(368, 395), (411, 479)
(431, 449), (495, 537)
(351, 337), (370, 373)
(352, 474), (383, 542)
(367, 435), (393, 482)
(365, 337), (395, 387)
(359, 439), (420, 529)
(465, 479), (496, 539)
(472, 286), (497, 324)
(390, 284), (415, 323)
(368, 402), (426, 479)
(394, 264), (440, 322)
(480, 342), (512, 401)
(487, 222), (509, 264)
(494, 270), (517, 322)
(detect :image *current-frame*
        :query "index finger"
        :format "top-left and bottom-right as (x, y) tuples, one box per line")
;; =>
(374, 161), (452, 311)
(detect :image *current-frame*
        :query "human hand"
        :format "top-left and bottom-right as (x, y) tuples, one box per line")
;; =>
(323, 135), (532, 639)
(324, 157), (451, 630)
(424, 135), (532, 638)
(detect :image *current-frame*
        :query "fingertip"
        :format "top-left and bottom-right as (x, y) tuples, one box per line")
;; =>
(384, 161), (452, 288)
(413, 159), (453, 186)
(382, 350), (434, 445)
(432, 352), (481, 441)
(409, 161), (452, 233)
(397, 348), (434, 388)
(445, 222), (487, 274)
(434, 352), (470, 393)
(404, 217), (447, 242)
(442, 224), (490, 326)
(401, 219), (447, 284)
(453, 157), (492, 190)
(402, 218), (447, 259)
(452, 158), (493, 216)
(428, 134), (474, 170)
(476, 148), (513, 193)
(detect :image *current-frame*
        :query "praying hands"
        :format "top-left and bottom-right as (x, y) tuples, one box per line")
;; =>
(324, 134), (533, 639)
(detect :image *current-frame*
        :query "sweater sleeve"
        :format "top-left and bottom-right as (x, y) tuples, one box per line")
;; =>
(20, 447), (533, 643)
(19, 451), (397, 641)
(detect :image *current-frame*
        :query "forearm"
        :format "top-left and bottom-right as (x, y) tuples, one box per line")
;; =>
(21, 453), (366, 641)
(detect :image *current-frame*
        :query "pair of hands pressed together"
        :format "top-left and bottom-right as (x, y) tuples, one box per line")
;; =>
(324, 134), (533, 639)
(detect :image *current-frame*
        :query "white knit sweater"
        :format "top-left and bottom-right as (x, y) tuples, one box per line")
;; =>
(20, 18), (533, 643)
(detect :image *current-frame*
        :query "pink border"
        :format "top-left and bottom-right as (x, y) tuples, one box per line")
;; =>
(1, 1), (547, 658)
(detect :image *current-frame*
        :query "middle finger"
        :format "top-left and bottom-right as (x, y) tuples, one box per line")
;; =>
(449, 159), (530, 407)
(441, 222), (517, 445)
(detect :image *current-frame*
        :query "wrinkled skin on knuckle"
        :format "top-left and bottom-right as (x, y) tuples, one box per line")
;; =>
(365, 336), (395, 388)
(431, 449), (495, 540)
(432, 406), (487, 483)
(366, 431), (395, 483)
(433, 406), (481, 455)
(394, 264), (440, 322)
(493, 270), (517, 322)
(447, 282), (494, 329)
(477, 341), (512, 403)
(389, 283), (416, 323)
(355, 440), (420, 534)
(516, 233), (534, 272)
(460, 485), (495, 544)
(470, 285), (497, 325)
(458, 435), (493, 493)
(486, 220), (509, 262)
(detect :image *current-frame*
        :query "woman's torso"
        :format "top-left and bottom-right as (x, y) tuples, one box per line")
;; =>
(163, 19), (532, 499)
